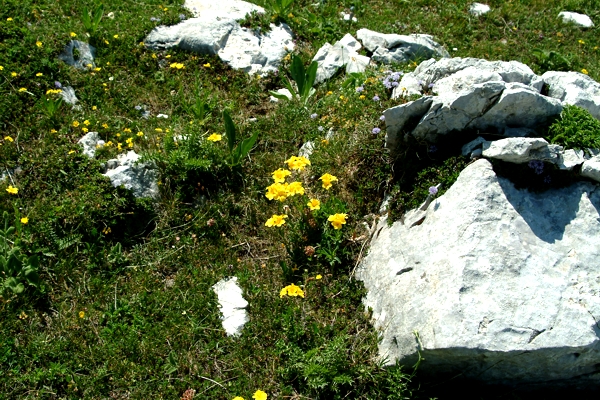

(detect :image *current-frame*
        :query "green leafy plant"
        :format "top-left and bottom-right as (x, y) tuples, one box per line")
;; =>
(547, 105), (600, 150)
(223, 109), (259, 167)
(270, 54), (317, 106)
(38, 94), (63, 121)
(268, 0), (295, 19)
(81, 4), (104, 36)
(532, 48), (571, 73)
(0, 211), (41, 295)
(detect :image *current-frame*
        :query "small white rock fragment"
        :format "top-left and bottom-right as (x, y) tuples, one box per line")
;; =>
(212, 277), (249, 337)
(469, 3), (490, 17)
(558, 11), (594, 28)
(78, 132), (100, 158)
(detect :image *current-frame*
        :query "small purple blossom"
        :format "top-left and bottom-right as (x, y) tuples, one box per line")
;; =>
(373, 95), (380, 101)
(428, 186), (438, 195)
(356, 86), (364, 93)
(372, 127), (381, 134)
(391, 81), (399, 87)
(179, 14), (186, 20)
(417, 80), (424, 86)
(379, 115), (385, 121)
(428, 83), (435, 89)
(528, 160), (544, 175)
(54, 81), (62, 88)
(428, 145), (438, 153)
(544, 175), (552, 184)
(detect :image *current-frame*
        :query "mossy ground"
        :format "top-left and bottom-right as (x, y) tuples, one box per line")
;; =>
(0, 0), (598, 398)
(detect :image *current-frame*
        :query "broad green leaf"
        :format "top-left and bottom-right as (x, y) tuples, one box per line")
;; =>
(268, 90), (292, 101)
(305, 61), (318, 95)
(290, 55), (306, 96)
(223, 109), (236, 153)
(239, 131), (258, 160)
(23, 266), (40, 287)
(4, 277), (24, 294)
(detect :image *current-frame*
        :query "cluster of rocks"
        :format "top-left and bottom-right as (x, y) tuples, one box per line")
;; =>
(467, 3), (594, 29)
(144, 0), (294, 75)
(383, 57), (600, 152)
(358, 158), (600, 389)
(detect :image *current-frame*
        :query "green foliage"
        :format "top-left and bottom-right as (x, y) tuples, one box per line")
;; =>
(547, 105), (600, 150)
(270, 54), (317, 106)
(223, 109), (259, 167)
(81, 3), (104, 36)
(532, 48), (571, 73)
(0, 212), (42, 295)
(268, 0), (295, 18)
(37, 94), (63, 122)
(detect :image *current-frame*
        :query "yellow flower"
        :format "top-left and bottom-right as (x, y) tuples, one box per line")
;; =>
(36, 41), (42, 47)
(6, 185), (18, 195)
(72, 121), (80, 127)
(287, 181), (304, 196)
(104, 40), (109, 45)
(102, 123), (109, 129)
(169, 62), (185, 69)
(579, 39), (585, 45)
(70, 32), (77, 37)
(46, 89), (62, 95)
(284, 155), (311, 171)
(94, 67), (101, 71)
(18, 88), (27, 92)
(203, 63), (211, 68)
(20, 217), (28, 224)
(270, 169), (290, 183)
(79, 311), (85, 318)
(11, 72), (17, 77)
(207, 133), (222, 142)
(7, 18), (13, 22)
(582, 69), (589, 75)
(279, 284), (304, 298)
(137, 131), (144, 137)
(68, 150), (76, 154)
(4, 136), (13, 142)
(83, 120), (90, 126)
(152, 53), (157, 59)
(0, 66), (3, 70)
(321, 139), (329, 145)
(50, 129), (57, 133)
(113, 34), (119, 39)
(92, 106), (97, 110)
(319, 173), (338, 190)
(316, 274), (322, 280)
(82, 127), (89, 133)
(232, 397), (245, 400)
(123, 128), (131, 133)
(265, 182), (289, 201)
(326, 91), (333, 95)
(116, 133), (120, 137)
(328, 213), (347, 230)
(155, 128), (163, 132)
(307, 198), (320, 210)
(339, 95), (345, 100)
(265, 214), (287, 227)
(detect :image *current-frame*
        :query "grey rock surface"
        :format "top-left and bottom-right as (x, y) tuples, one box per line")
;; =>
(357, 29), (449, 65)
(542, 71), (600, 120)
(357, 158), (600, 387)
(58, 40), (96, 70)
(212, 277), (249, 337)
(312, 34), (370, 84)
(145, 17), (294, 75)
(559, 149), (586, 170)
(103, 151), (159, 199)
(469, 3), (491, 16)
(78, 132), (101, 158)
(558, 11), (594, 28)
(482, 137), (554, 163)
(60, 86), (79, 107)
(581, 155), (600, 183)
(184, 0), (263, 20)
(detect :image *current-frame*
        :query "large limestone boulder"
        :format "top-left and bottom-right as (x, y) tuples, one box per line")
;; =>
(542, 71), (600, 120)
(357, 29), (449, 65)
(357, 159), (600, 388)
(312, 34), (370, 84)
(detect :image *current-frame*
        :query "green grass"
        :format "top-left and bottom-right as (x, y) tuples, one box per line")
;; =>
(0, 0), (598, 398)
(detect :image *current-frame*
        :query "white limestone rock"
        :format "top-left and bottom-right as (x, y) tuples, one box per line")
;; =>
(357, 29), (449, 65)
(78, 132), (101, 158)
(212, 277), (249, 337)
(461, 136), (488, 156)
(184, 0), (264, 20)
(581, 155), (600, 183)
(558, 11), (594, 28)
(469, 3), (491, 16)
(103, 151), (159, 199)
(558, 149), (586, 170)
(357, 158), (600, 387)
(144, 17), (294, 75)
(60, 86), (79, 107)
(269, 88), (293, 102)
(312, 34), (369, 84)
(58, 40), (96, 70)
(482, 137), (553, 163)
(383, 96), (434, 152)
(299, 141), (315, 158)
(542, 71), (600, 120)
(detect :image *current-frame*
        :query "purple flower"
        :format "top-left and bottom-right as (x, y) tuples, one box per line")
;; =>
(417, 80), (424, 86)
(372, 127), (381, 134)
(544, 175), (551, 184)
(373, 95), (380, 101)
(383, 79), (392, 89)
(54, 81), (62, 88)
(391, 81), (399, 87)
(528, 160), (544, 175)
(310, 113), (318, 119)
(379, 115), (385, 121)
(428, 145), (438, 153)
(428, 186), (438, 195)
(428, 83), (435, 89)
(356, 86), (364, 93)
(179, 14), (186, 20)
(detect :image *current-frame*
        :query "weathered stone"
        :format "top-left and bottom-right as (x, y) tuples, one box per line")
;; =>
(558, 11), (594, 28)
(481, 137), (559, 163)
(558, 149), (586, 170)
(184, 0), (263, 20)
(58, 40), (96, 70)
(144, 17), (294, 75)
(60, 86), (79, 107)
(461, 136), (487, 156)
(357, 29), (449, 65)
(357, 158), (600, 388)
(299, 141), (315, 158)
(312, 34), (369, 84)
(103, 151), (159, 199)
(469, 3), (491, 16)
(78, 132), (100, 158)
(581, 155), (600, 183)
(212, 277), (249, 337)
(542, 71), (600, 120)
(383, 96), (433, 152)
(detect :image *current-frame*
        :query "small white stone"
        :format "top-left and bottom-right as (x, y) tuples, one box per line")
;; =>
(469, 3), (491, 17)
(558, 11), (594, 28)
(212, 277), (249, 337)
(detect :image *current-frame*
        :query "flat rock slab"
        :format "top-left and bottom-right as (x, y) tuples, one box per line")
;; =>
(103, 151), (159, 199)
(357, 29), (449, 65)
(212, 277), (249, 337)
(312, 33), (370, 84)
(558, 11), (594, 28)
(357, 158), (600, 388)
(542, 71), (600, 120)
(58, 40), (96, 70)
(144, 16), (294, 75)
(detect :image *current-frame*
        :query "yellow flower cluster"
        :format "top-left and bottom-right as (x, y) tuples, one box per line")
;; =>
(265, 181), (304, 201)
(170, 62), (185, 69)
(207, 133), (222, 142)
(271, 168), (291, 183)
(46, 89), (62, 95)
(328, 213), (347, 230)
(6, 185), (18, 194)
(319, 173), (338, 190)
(265, 214), (287, 227)
(284, 155), (311, 171)
(280, 283), (304, 298)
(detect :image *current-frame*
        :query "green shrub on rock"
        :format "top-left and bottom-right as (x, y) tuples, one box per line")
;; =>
(547, 105), (600, 150)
